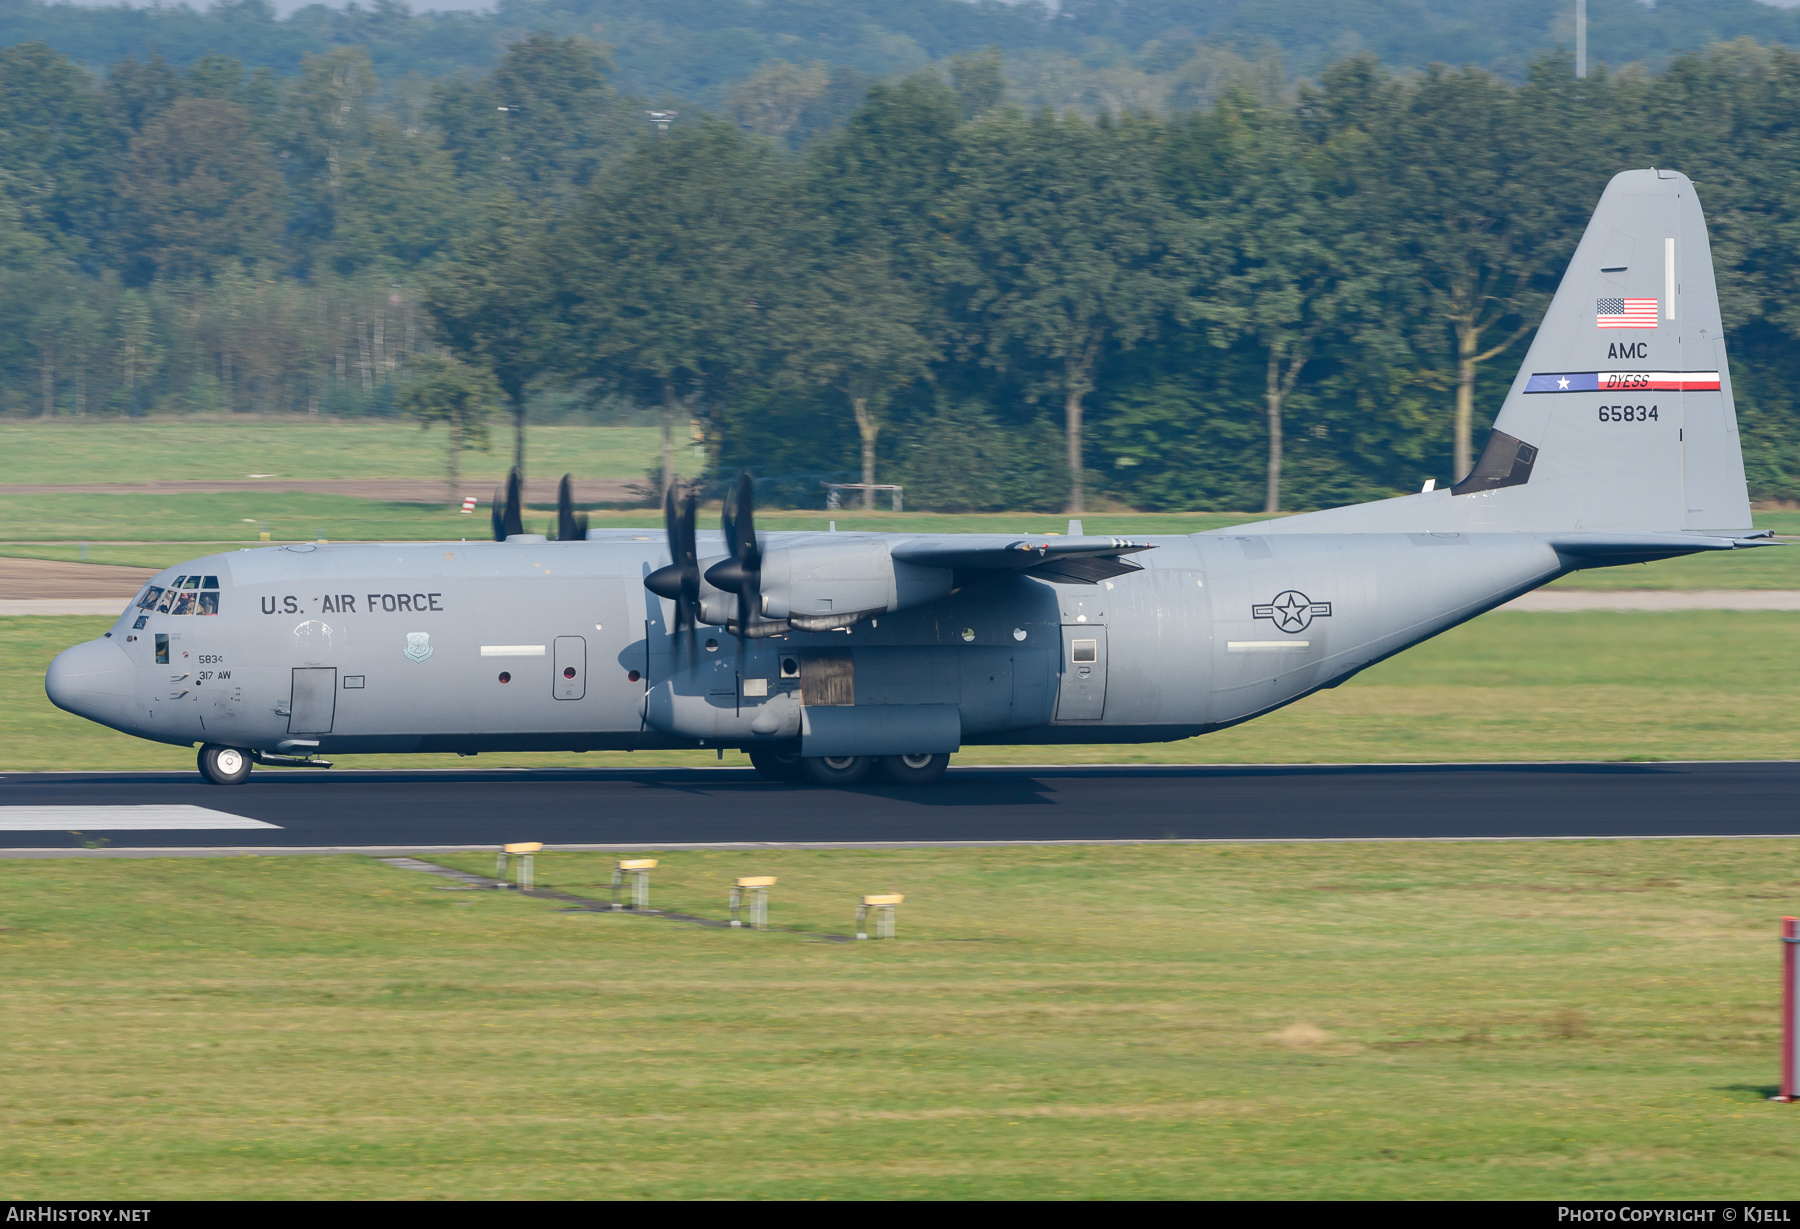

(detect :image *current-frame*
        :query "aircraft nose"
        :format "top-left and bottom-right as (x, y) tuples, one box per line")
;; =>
(46, 638), (137, 726)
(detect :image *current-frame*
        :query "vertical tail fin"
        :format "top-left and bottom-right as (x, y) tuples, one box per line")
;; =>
(1468, 168), (1750, 533)
(1251, 168), (1753, 537)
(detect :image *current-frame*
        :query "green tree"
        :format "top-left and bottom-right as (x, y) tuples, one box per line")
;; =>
(556, 120), (778, 495)
(421, 199), (552, 483)
(399, 354), (499, 503)
(729, 60), (831, 142)
(772, 234), (938, 506)
(1177, 98), (1359, 514)
(329, 119), (470, 274)
(0, 43), (112, 260)
(282, 48), (379, 260)
(431, 35), (631, 213)
(955, 108), (1187, 513)
(122, 97), (282, 280)
(1350, 64), (1563, 481)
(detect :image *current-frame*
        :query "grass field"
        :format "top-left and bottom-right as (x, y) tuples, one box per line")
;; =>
(0, 418), (693, 486)
(8, 610), (1797, 772)
(4, 839), (1798, 1199)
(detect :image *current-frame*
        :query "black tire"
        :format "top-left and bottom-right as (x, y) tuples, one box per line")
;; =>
(801, 755), (876, 786)
(881, 752), (950, 785)
(197, 743), (252, 786)
(747, 743), (806, 782)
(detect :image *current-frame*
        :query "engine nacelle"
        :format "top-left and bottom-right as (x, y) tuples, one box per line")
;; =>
(755, 541), (952, 626)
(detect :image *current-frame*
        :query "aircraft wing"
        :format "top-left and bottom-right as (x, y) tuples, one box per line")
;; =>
(892, 535), (1155, 584)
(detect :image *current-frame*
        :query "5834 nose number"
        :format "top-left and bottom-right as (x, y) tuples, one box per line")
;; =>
(1599, 404), (1659, 422)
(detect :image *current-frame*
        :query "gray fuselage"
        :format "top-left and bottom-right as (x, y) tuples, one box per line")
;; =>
(47, 527), (1569, 758)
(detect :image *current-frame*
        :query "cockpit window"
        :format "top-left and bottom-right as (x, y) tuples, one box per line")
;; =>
(202, 576), (218, 589)
(197, 592), (219, 615)
(182, 576), (201, 589)
(155, 581), (180, 613)
(137, 586), (164, 610)
(171, 589), (197, 615)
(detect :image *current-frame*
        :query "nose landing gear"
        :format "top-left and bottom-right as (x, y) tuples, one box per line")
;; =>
(197, 743), (252, 786)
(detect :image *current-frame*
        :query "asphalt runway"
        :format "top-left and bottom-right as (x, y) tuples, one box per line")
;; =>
(0, 760), (1796, 853)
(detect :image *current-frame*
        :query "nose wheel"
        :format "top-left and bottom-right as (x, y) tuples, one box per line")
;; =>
(197, 743), (252, 786)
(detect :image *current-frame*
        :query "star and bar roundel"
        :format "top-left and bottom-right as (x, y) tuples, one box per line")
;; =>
(1524, 371), (1720, 394)
(1252, 591), (1332, 634)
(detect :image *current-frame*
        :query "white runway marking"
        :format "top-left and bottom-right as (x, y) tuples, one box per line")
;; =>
(0, 806), (280, 831)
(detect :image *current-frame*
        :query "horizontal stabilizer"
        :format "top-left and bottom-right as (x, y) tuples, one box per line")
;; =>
(1547, 530), (1777, 563)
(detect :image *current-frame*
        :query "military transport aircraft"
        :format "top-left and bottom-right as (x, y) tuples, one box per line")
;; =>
(46, 169), (1774, 786)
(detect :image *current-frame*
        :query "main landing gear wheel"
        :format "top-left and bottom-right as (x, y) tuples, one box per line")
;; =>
(801, 755), (876, 787)
(197, 743), (252, 786)
(881, 753), (949, 785)
(747, 744), (806, 782)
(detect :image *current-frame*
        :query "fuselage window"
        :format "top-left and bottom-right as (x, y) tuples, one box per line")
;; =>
(1070, 639), (1098, 664)
(197, 592), (219, 615)
(137, 586), (164, 610)
(155, 633), (169, 664)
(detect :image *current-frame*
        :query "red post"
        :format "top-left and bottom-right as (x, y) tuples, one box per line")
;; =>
(1782, 917), (1797, 1102)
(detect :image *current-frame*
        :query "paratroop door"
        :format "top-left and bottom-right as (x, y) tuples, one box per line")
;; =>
(1055, 627), (1107, 721)
(553, 636), (586, 700)
(289, 667), (337, 734)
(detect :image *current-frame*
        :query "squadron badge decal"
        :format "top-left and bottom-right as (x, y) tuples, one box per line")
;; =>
(1252, 591), (1332, 634)
(403, 631), (434, 663)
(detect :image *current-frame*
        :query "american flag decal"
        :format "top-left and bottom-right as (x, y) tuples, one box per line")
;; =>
(1597, 298), (1658, 328)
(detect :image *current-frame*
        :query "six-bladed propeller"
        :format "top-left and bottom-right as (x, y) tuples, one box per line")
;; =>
(643, 481), (703, 631)
(490, 470), (524, 541)
(707, 470), (763, 638)
(556, 474), (588, 542)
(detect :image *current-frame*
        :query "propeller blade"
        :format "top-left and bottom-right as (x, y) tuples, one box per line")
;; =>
(500, 470), (525, 539)
(703, 470), (763, 638)
(556, 474), (587, 542)
(491, 487), (505, 542)
(644, 481), (701, 632)
(677, 485), (699, 631)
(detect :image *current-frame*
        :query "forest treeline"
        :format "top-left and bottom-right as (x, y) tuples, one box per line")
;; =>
(9, 0), (1800, 106)
(4, 33), (1800, 512)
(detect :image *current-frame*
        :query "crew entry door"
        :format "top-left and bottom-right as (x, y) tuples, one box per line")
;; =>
(288, 667), (337, 734)
(1055, 627), (1107, 721)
